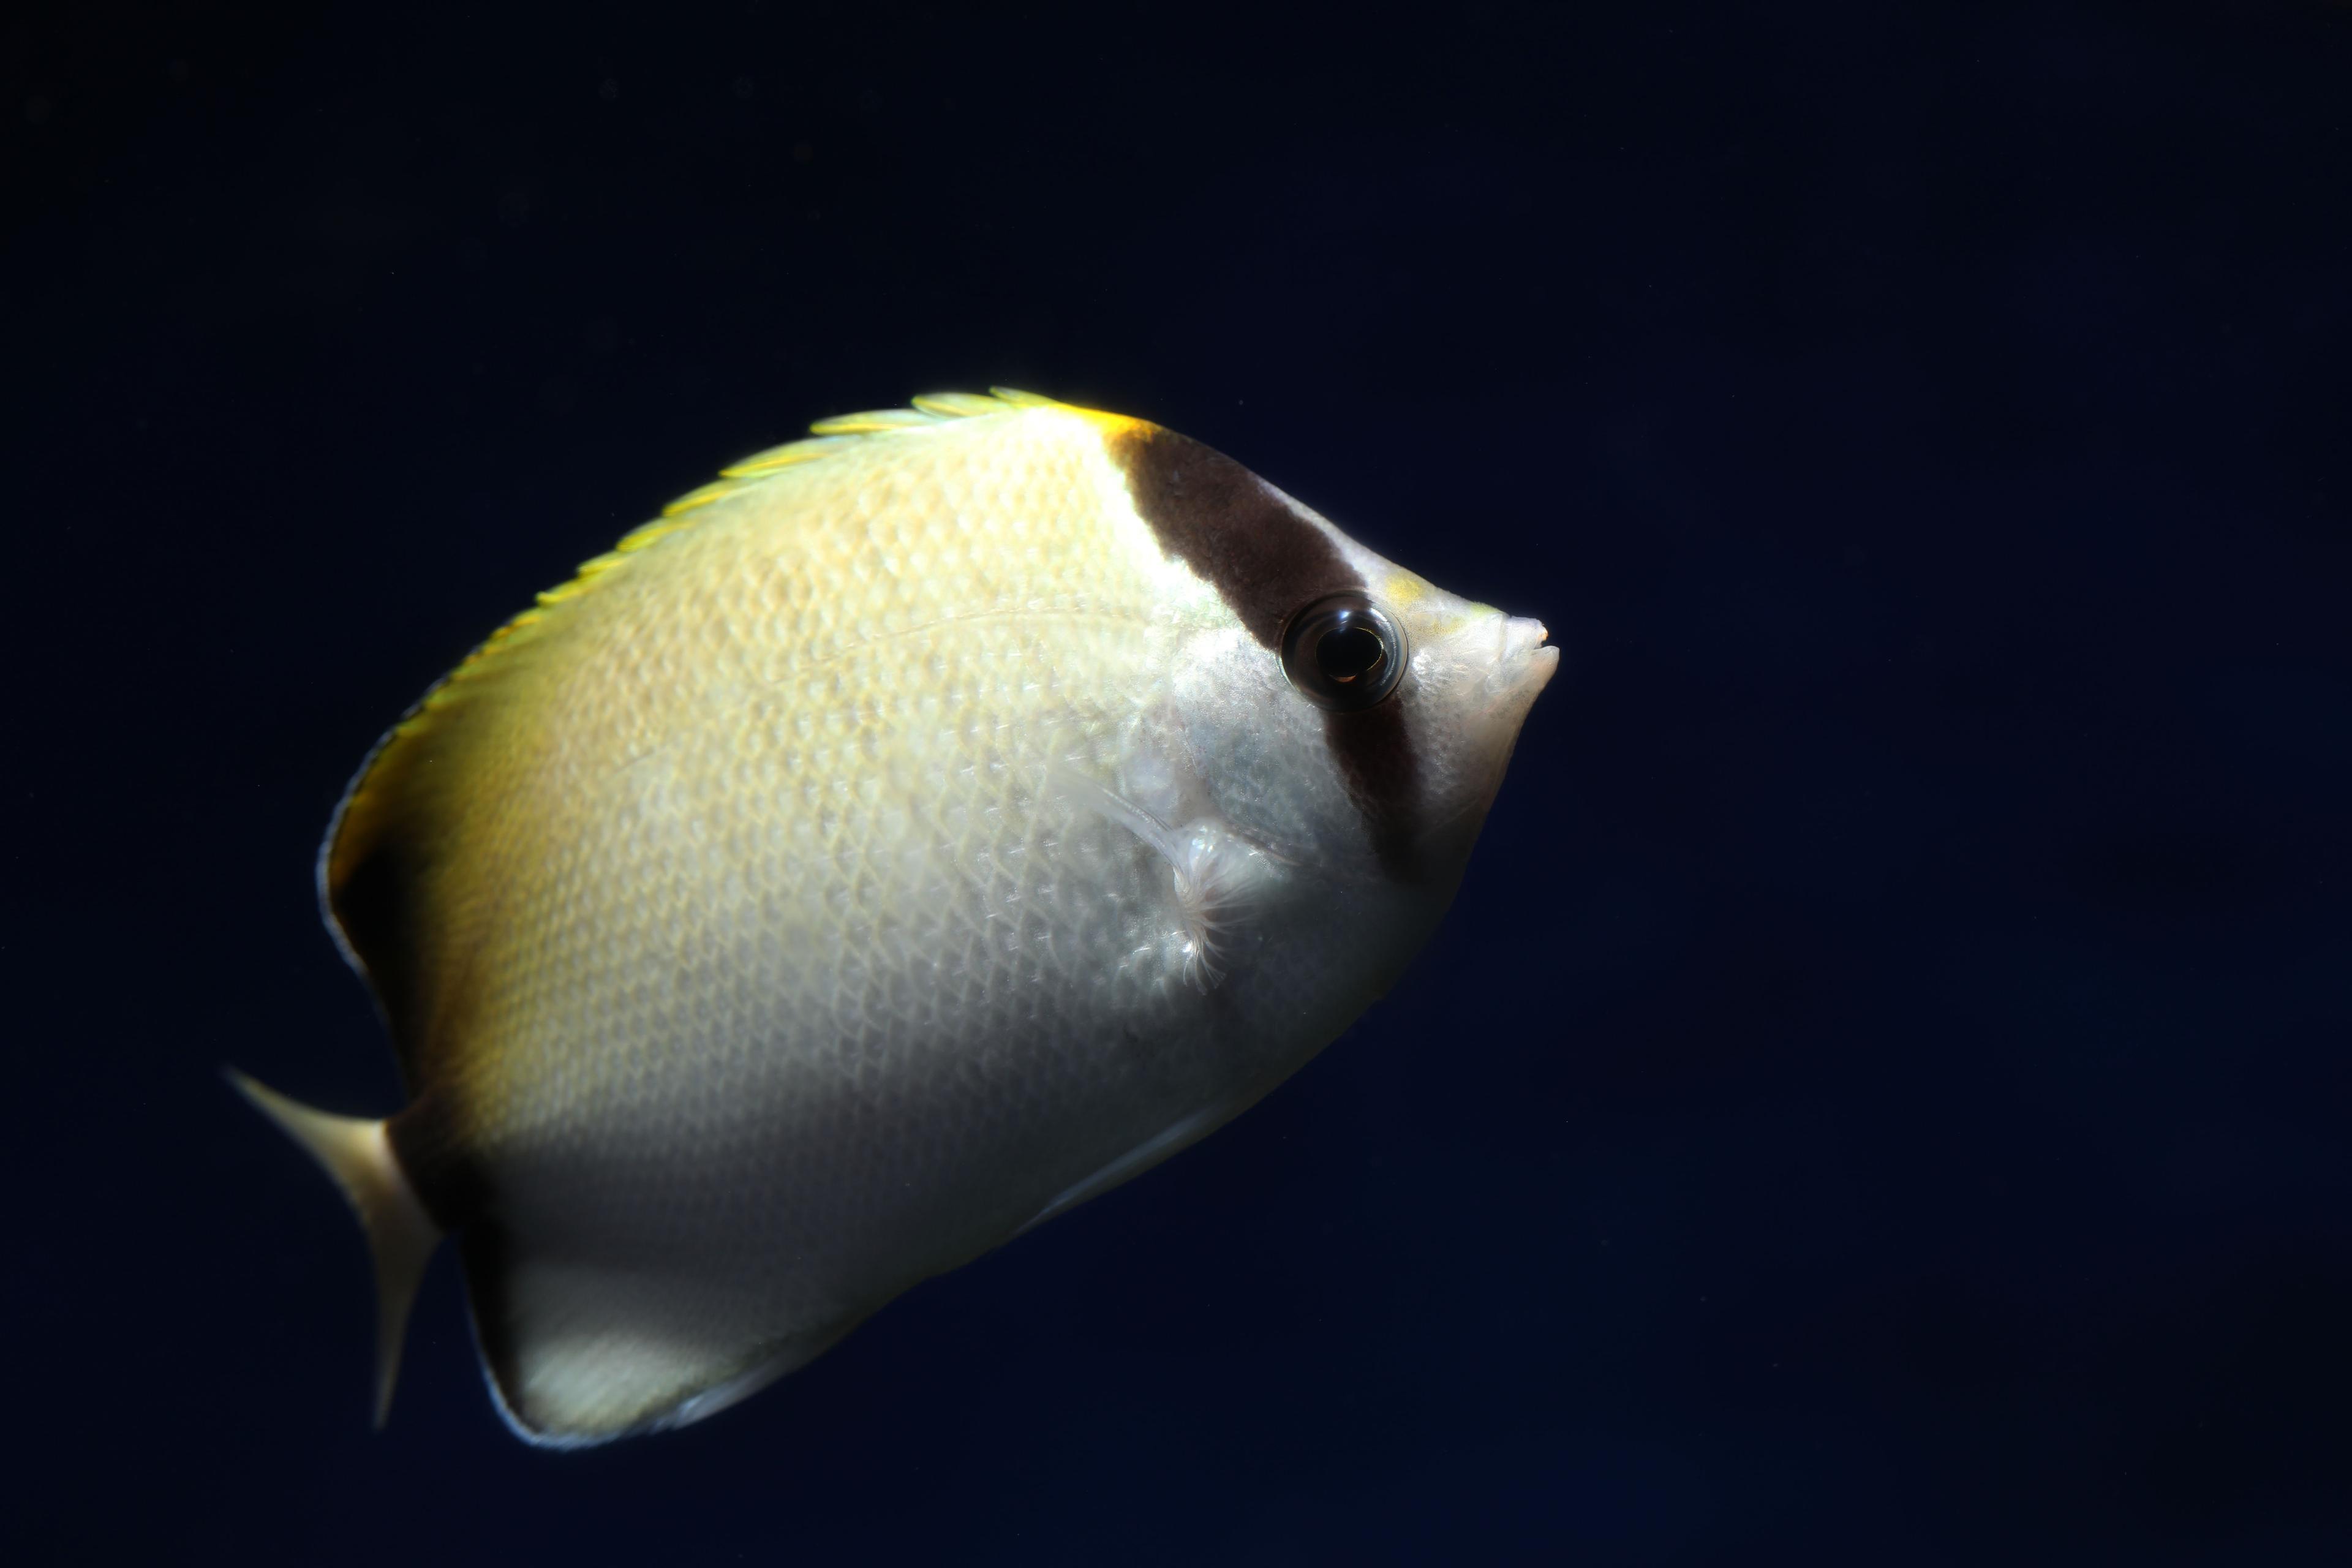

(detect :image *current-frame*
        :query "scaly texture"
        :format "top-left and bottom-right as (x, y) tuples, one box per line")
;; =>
(309, 393), (1556, 1443)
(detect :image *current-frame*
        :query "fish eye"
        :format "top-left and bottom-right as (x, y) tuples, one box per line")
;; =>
(1280, 592), (1408, 711)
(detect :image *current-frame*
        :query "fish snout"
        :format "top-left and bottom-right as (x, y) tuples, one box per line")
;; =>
(1483, 614), (1559, 703)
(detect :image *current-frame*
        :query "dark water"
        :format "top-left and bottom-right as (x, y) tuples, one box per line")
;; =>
(10, 2), (2350, 1561)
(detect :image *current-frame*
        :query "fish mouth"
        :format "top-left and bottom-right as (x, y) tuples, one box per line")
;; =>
(1395, 613), (1558, 860)
(1482, 615), (1559, 703)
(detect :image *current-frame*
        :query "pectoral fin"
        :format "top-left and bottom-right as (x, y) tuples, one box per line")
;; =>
(1055, 766), (1276, 992)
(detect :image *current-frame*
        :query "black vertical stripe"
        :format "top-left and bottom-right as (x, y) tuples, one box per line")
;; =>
(1322, 703), (1423, 879)
(1107, 421), (1350, 647)
(1108, 421), (1427, 879)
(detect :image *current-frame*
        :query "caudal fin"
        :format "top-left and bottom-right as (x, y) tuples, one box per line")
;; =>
(228, 1069), (443, 1428)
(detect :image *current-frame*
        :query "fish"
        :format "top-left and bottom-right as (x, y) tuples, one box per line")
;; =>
(233, 388), (1556, 1447)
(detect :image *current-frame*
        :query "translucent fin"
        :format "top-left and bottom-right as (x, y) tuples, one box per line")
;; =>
(659, 479), (739, 517)
(460, 1231), (861, 1448)
(909, 390), (1010, 418)
(1016, 1100), (1239, 1236)
(1054, 766), (1276, 992)
(718, 435), (855, 477)
(228, 1070), (443, 1429)
(807, 407), (941, 434)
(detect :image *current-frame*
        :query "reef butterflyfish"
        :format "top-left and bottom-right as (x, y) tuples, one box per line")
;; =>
(233, 390), (1556, 1447)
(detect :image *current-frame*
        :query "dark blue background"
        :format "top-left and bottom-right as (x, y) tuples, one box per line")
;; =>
(8, 1), (2349, 1561)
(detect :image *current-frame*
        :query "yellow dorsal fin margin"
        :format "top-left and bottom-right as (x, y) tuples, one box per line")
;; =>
(362, 390), (1083, 742)
(703, 388), (1068, 497)
(322, 391), (1093, 941)
(586, 388), (1072, 588)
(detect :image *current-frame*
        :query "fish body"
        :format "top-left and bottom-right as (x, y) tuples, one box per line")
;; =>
(238, 391), (1554, 1446)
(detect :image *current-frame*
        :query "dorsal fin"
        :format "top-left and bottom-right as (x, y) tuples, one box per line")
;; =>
(316, 389), (1085, 1082)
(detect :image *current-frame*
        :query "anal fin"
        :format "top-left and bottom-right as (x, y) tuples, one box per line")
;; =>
(461, 1230), (862, 1448)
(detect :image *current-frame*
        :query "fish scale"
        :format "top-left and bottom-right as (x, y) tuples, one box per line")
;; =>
(235, 390), (1554, 1445)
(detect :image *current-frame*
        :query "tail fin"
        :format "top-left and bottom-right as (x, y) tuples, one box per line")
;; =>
(228, 1069), (443, 1428)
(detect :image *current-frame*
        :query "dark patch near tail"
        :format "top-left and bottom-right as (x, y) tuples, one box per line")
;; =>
(388, 1089), (492, 1231)
(331, 799), (495, 1108)
(1108, 420), (1427, 880)
(391, 1087), (519, 1411)
(331, 830), (437, 1091)
(459, 1223), (525, 1423)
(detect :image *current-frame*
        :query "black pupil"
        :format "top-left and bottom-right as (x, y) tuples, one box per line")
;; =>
(1316, 622), (1387, 684)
